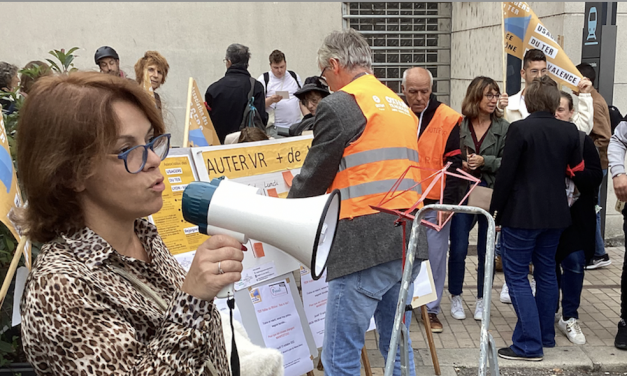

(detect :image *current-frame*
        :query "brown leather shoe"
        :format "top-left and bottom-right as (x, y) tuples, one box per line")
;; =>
(428, 313), (443, 333)
(495, 256), (503, 272)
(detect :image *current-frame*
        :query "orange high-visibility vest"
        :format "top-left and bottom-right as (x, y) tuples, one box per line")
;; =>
(417, 104), (462, 200)
(328, 74), (422, 220)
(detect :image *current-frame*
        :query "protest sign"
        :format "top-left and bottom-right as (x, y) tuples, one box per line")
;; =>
(149, 148), (209, 255)
(183, 78), (220, 147)
(503, 2), (582, 91)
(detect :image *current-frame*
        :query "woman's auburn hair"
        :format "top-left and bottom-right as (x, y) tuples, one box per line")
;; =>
(13, 71), (165, 243)
(461, 76), (502, 121)
(134, 51), (170, 86)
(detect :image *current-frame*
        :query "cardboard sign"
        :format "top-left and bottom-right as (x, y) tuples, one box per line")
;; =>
(503, 2), (582, 91)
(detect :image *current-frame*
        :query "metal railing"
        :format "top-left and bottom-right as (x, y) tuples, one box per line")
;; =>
(384, 204), (500, 376)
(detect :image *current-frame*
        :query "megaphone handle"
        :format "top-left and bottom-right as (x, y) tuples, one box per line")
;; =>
(216, 283), (235, 299)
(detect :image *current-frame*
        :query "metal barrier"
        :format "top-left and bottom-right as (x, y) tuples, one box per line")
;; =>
(384, 204), (499, 376)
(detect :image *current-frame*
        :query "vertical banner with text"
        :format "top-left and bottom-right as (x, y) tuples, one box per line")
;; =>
(186, 78), (220, 147)
(503, 2), (582, 91)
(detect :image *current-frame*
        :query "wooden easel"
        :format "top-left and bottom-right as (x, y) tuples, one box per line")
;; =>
(420, 305), (441, 375)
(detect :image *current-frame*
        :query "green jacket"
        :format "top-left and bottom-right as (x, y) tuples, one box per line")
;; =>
(460, 116), (509, 189)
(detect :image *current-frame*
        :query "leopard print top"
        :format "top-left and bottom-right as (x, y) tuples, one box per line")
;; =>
(20, 219), (230, 375)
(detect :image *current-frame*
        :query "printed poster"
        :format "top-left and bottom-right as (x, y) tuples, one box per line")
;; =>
(503, 2), (582, 91)
(250, 279), (314, 376)
(186, 78), (220, 147)
(150, 154), (209, 255)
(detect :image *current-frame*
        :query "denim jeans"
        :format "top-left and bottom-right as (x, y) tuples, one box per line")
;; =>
(322, 259), (422, 376)
(594, 169), (608, 257)
(449, 209), (489, 298)
(556, 250), (586, 320)
(501, 226), (563, 357)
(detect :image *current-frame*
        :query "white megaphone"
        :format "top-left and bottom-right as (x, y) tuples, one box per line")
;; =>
(181, 177), (340, 298)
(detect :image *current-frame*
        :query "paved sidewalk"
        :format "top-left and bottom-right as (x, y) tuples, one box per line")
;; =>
(311, 246), (626, 375)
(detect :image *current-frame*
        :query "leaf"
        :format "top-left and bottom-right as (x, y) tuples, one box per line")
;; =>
(0, 339), (15, 353)
(45, 59), (61, 73)
(65, 55), (75, 69)
(67, 47), (79, 55)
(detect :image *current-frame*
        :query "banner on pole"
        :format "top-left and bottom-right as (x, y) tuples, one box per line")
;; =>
(186, 79), (220, 147)
(0, 113), (30, 267)
(503, 2), (582, 91)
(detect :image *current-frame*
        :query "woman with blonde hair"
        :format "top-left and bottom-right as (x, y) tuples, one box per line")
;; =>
(135, 51), (170, 115)
(18, 72), (242, 375)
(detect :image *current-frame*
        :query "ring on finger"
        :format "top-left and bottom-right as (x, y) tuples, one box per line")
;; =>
(218, 261), (225, 275)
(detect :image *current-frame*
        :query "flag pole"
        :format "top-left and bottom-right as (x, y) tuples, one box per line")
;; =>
(501, 2), (507, 94)
(0, 236), (28, 308)
(182, 77), (194, 147)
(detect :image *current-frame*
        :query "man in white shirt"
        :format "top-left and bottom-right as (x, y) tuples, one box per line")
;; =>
(258, 50), (303, 137)
(498, 49), (594, 134)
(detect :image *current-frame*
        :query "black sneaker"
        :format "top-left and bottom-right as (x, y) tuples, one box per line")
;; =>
(616, 319), (627, 350)
(585, 254), (612, 270)
(497, 347), (543, 361)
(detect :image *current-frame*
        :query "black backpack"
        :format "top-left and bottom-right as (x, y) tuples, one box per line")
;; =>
(263, 71), (301, 95)
(609, 105), (625, 134)
(239, 77), (265, 131)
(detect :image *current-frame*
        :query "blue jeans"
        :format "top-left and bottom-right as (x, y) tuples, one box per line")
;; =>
(556, 250), (586, 320)
(322, 259), (421, 376)
(594, 169), (608, 257)
(449, 210), (489, 298)
(501, 227), (563, 357)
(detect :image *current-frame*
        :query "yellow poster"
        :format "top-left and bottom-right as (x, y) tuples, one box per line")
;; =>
(198, 137), (312, 180)
(0, 114), (29, 266)
(151, 154), (209, 255)
(503, 2), (582, 91)
(185, 78), (220, 147)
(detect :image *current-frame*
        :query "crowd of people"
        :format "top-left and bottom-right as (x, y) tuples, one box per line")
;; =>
(0, 28), (626, 376)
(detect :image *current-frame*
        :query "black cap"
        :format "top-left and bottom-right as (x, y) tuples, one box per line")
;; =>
(294, 76), (330, 101)
(94, 46), (119, 65)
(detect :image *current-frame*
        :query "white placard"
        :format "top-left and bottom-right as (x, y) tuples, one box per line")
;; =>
(12, 266), (29, 326)
(235, 261), (277, 291)
(250, 279), (314, 376)
(300, 266), (327, 348)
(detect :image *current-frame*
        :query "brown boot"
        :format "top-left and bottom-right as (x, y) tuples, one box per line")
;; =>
(495, 256), (503, 272)
(428, 313), (443, 333)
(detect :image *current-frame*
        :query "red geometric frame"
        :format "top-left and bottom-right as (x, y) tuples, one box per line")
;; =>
(370, 162), (482, 231)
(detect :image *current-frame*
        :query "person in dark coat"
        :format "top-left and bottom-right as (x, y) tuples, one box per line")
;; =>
(490, 76), (584, 362)
(554, 91), (603, 345)
(205, 44), (268, 143)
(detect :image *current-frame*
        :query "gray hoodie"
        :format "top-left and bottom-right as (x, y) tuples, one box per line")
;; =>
(608, 121), (627, 178)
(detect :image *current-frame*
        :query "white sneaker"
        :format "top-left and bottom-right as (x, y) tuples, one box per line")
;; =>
(555, 312), (561, 323)
(530, 278), (537, 296)
(500, 282), (511, 304)
(450, 295), (466, 320)
(557, 317), (586, 345)
(474, 298), (484, 321)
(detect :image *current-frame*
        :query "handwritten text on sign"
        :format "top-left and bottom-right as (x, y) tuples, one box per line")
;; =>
(200, 138), (312, 179)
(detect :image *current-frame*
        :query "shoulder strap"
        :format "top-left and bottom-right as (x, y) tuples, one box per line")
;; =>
(288, 71), (301, 89)
(263, 72), (269, 95)
(247, 77), (255, 101)
(579, 131), (586, 157)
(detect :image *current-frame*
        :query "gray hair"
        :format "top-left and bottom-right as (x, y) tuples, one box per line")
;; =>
(225, 43), (250, 66)
(402, 67), (433, 87)
(317, 29), (372, 71)
(0, 62), (18, 90)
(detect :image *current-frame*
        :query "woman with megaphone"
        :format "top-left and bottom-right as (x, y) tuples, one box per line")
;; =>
(14, 72), (242, 375)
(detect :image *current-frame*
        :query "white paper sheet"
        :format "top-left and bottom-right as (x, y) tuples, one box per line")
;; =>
(250, 279), (314, 376)
(413, 260), (434, 298)
(174, 250), (195, 272)
(12, 266), (29, 326)
(299, 266), (327, 348)
(235, 261), (277, 291)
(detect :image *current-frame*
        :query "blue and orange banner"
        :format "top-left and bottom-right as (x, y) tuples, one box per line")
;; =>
(503, 2), (582, 91)
(184, 78), (220, 147)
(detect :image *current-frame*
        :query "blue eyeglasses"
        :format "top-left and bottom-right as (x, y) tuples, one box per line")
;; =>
(116, 133), (171, 174)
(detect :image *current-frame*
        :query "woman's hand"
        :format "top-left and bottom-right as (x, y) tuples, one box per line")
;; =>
(497, 93), (508, 110)
(467, 154), (485, 170)
(181, 235), (245, 301)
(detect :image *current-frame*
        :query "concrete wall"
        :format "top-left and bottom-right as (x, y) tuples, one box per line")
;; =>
(451, 2), (626, 240)
(0, 2), (342, 146)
